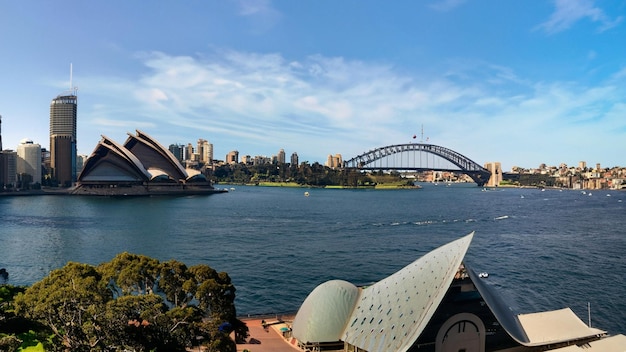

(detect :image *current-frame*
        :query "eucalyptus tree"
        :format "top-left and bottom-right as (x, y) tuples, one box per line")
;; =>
(13, 253), (247, 351)
(14, 262), (111, 351)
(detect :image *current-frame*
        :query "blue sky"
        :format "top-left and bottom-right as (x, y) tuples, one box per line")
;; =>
(1, 0), (625, 170)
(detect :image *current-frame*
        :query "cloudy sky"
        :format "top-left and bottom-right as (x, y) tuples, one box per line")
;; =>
(1, 0), (624, 170)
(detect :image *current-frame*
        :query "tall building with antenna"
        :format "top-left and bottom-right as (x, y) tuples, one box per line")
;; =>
(49, 65), (78, 187)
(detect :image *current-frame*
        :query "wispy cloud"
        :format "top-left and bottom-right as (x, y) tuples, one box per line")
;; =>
(235, 0), (281, 33)
(429, 0), (467, 12)
(79, 48), (626, 167)
(536, 0), (623, 34)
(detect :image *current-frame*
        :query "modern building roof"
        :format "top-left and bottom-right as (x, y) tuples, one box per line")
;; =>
(78, 131), (195, 183)
(517, 308), (605, 346)
(74, 130), (221, 195)
(293, 233), (473, 352)
(123, 130), (188, 181)
(291, 232), (625, 352)
(291, 280), (360, 344)
(78, 135), (152, 182)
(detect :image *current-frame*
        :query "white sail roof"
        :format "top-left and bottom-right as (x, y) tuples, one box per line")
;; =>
(292, 233), (474, 352)
(342, 232), (473, 352)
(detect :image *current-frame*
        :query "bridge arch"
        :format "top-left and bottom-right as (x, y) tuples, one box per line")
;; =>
(343, 143), (491, 186)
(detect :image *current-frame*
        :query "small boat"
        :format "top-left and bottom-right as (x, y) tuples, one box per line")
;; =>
(478, 272), (489, 278)
(304, 191), (310, 197)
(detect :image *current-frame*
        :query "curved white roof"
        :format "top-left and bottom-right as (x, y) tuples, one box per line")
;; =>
(342, 233), (473, 352)
(78, 135), (152, 181)
(292, 233), (474, 352)
(292, 280), (360, 343)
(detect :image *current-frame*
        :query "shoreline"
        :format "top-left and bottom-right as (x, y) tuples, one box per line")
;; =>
(223, 181), (422, 190)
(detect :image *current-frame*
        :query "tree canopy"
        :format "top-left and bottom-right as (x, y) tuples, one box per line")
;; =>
(9, 253), (247, 352)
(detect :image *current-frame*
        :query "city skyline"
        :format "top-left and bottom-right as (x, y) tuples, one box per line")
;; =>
(1, 1), (625, 171)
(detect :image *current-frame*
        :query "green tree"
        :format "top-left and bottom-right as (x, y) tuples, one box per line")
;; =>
(98, 252), (160, 296)
(14, 262), (111, 351)
(13, 254), (247, 351)
(103, 294), (199, 351)
(158, 259), (195, 308)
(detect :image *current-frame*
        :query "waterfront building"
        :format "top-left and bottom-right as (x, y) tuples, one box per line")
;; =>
(73, 130), (221, 196)
(291, 152), (298, 166)
(0, 150), (17, 188)
(49, 93), (77, 187)
(17, 139), (42, 184)
(291, 233), (625, 352)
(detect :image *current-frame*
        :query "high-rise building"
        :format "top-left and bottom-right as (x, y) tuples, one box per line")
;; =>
(17, 139), (42, 184)
(0, 150), (17, 188)
(50, 94), (77, 186)
(185, 143), (194, 161)
(77, 154), (88, 174)
(226, 150), (239, 164)
(168, 144), (184, 162)
(277, 149), (286, 164)
(197, 139), (213, 164)
(291, 152), (299, 166)
(325, 154), (343, 169)
(206, 143), (213, 164)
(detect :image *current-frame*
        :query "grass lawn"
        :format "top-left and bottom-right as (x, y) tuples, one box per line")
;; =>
(19, 342), (45, 352)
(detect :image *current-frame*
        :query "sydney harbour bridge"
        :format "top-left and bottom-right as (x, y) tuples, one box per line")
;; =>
(343, 143), (492, 186)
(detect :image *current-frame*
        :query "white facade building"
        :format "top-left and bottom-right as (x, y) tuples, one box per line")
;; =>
(17, 139), (42, 184)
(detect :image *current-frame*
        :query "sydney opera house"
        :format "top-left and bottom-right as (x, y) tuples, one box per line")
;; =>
(289, 233), (625, 352)
(72, 130), (224, 196)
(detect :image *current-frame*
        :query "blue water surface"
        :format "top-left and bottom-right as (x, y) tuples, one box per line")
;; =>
(0, 184), (624, 334)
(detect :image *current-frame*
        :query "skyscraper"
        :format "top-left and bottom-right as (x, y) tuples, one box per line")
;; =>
(197, 139), (213, 165)
(168, 144), (184, 162)
(185, 143), (194, 161)
(291, 152), (299, 166)
(50, 93), (77, 187)
(0, 150), (17, 188)
(277, 149), (286, 164)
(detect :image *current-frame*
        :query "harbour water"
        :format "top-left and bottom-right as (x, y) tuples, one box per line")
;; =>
(0, 184), (624, 335)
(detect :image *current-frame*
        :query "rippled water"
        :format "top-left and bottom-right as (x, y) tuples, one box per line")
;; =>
(0, 184), (624, 334)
